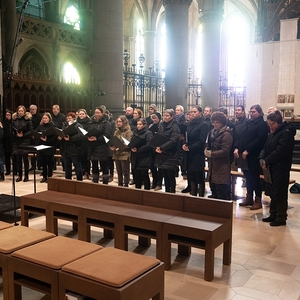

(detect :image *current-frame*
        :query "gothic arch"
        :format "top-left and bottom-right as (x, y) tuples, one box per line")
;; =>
(18, 47), (51, 79)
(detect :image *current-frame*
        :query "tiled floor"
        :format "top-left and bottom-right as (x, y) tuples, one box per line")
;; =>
(1, 166), (300, 300)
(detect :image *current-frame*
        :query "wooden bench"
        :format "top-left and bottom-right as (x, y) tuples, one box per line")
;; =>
(21, 177), (233, 281)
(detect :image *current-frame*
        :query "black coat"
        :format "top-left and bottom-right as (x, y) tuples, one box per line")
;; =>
(35, 122), (57, 156)
(259, 122), (295, 199)
(88, 115), (111, 161)
(51, 112), (66, 129)
(12, 112), (33, 154)
(234, 116), (248, 149)
(131, 127), (153, 170)
(60, 121), (83, 157)
(0, 125), (4, 157)
(2, 118), (13, 153)
(186, 116), (208, 172)
(31, 113), (42, 130)
(236, 116), (269, 170)
(155, 119), (180, 169)
(77, 116), (92, 154)
(175, 114), (187, 135)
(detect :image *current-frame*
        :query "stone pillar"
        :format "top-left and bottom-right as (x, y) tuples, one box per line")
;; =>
(199, 0), (224, 110)
(2, 1), (18, 72)
(163, 0), (192, 109)
(91, 0), (124, 116)
(143, 30), (156, 71)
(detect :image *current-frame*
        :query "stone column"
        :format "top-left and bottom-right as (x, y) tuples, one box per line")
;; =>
(199, 0), (224, 110)
(163, 0), (192, 109)
(2, 1), (18, 72)
(91, 0), (124, 116)
(143, 30), (156, 71)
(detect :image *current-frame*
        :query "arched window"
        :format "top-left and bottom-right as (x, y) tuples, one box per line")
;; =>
(62, 62), (80, 84)
(135, 19), (144, 64)
(18, 0), (45, 19)
(64, 3), (80, 30)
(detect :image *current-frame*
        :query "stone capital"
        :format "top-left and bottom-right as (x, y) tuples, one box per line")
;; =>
(162, 0), (192, 7)
(199, 10), (223, 24)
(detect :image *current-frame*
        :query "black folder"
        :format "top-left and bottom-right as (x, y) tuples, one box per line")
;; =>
(85, 128), (103, 137)
(31, 131), (43, 139)
(263, 167), (272, 184)
(42, 124), (78, 138)
(107, 136), (126, 149)
(151, 132), (169, 147)
(128, 135), (146, 148)
(13, 125), (29, 133)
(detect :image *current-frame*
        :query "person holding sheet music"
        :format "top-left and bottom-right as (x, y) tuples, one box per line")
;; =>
(12, 105), (33, 182)
(88, 106), (111, 184)
(77, 109), (92, 180)
(111, 115), (133, 187)
(154, 109), (181, 193)
(182, 106), (208, 197)
(205, 112), (233, 200)
(34, 113), (57, 183)
(130, 118), (153, 190)
(59, 112), (83, 181)
(258, 111), (295, 226)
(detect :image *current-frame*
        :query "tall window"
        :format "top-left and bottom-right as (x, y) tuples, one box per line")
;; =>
(17, 0), (45, 19)
(223, 13), (249, 87)
(135, 19), (144, 65)
(64, 4), (80, 30)
(63, 62), (80, 84)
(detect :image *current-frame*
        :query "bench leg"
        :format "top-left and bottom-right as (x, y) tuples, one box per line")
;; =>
(178, 245), (191, 256)
(223, 238), (232, 265)
(21, 209), (29, 227)
(204, 241), (214, 281)
(103, 229), (114, 239)
(138, 236), (151, 247)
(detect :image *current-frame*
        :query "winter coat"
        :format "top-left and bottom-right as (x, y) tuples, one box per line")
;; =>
(107, 115), (116, 157)
(77, 116), (92, 154)
(88, 115), (111, 161)
(35, 122), (57, 156)
(131, 127), (153, 170)
(234, 116), (248, 149)
(259, 122), (296, 199)
(130, 118), (138, 132)
(31, 113), (42, 130)
(175, 113), (187, 135)
(235, 116), (269, 170)
(186, 116), (208, 172)
(51, 112), (66, 129)
(112, 125), (133, 161)
(0, 124), (4, 157)
(154, 118), (181, 170)
(12, 112), (33, 154)
(204, 116), (213, 132)
(2, 118), (13, 153)
(60, 121), (83, 157)
(207, 126), (233, 185)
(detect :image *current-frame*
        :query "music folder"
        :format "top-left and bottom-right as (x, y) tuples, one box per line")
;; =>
(263, 167), (272, 184)
(31, 131), (43, 139)
(107, 136), (126, 149)
(13, 125), (28, 133)
(17, 145), (52, 152)
(151, 132), (169, 147)
(79, 127), (102, 137)
(127, 135), (146, 148)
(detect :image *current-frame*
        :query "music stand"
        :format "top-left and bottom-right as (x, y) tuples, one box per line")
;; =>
(17, 145), (52, 193)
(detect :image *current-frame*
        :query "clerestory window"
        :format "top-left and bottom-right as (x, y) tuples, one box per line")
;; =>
(64, 3), (80, 30)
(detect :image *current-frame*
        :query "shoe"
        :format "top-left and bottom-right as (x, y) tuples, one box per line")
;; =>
(270, 220), (286, 226)
(16, 177), (22, 182)
(154, 186), (162, 191)
(250, 197), (262, 210)
(129, 179), (135, 185)
(5, 171), (10, 176)
(181, 187), (191, 193)
(40, 178), (47, 183)
(239, 194), (253, 206)
(262, 216), (276, 222)
(23, 177), (29, 182)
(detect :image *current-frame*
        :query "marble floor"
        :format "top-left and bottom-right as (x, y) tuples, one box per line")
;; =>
(1, 166), (300, 300)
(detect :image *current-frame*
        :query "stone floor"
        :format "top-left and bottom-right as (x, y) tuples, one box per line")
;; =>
(1, 165), (300, 300)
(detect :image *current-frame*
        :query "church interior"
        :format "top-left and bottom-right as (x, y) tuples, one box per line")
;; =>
(1, 0), (300, 299)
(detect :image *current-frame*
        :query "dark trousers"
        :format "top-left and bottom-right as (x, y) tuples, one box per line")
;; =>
(210, 183), (230, 200)
(64, 155), (82, 181)
(115, 160), (130, 187)
(108, 156), (114, 176)
(16, 153), (29, 178)
(188, 170), (205, 196)
(162, 169), (176, 193)
(243, 168), (262, 198)
(40, 154), (53, 179)
(81, 152), (90, 175)
(133, 169), (150, 190)
(92, 160), (109, 183)
(4, 151), (11, 174)
(150, 166), (162, 188)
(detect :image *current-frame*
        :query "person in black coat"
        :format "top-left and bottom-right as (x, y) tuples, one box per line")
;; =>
(155, 109), (180, 193)
(59, 112), (83, 181)
(34, 113), (57, 183)
(131, 118), (153, 190)
(77, 109), (92, 179)
(0, 122), (4, 181)
(88, 107), (111, 184)
(259, 111), (295, 226)
(182, 106), (208, 197)
(234, 104), (269, 209)
(12, 105), (33, 182)
(2, 110), (13, 175)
